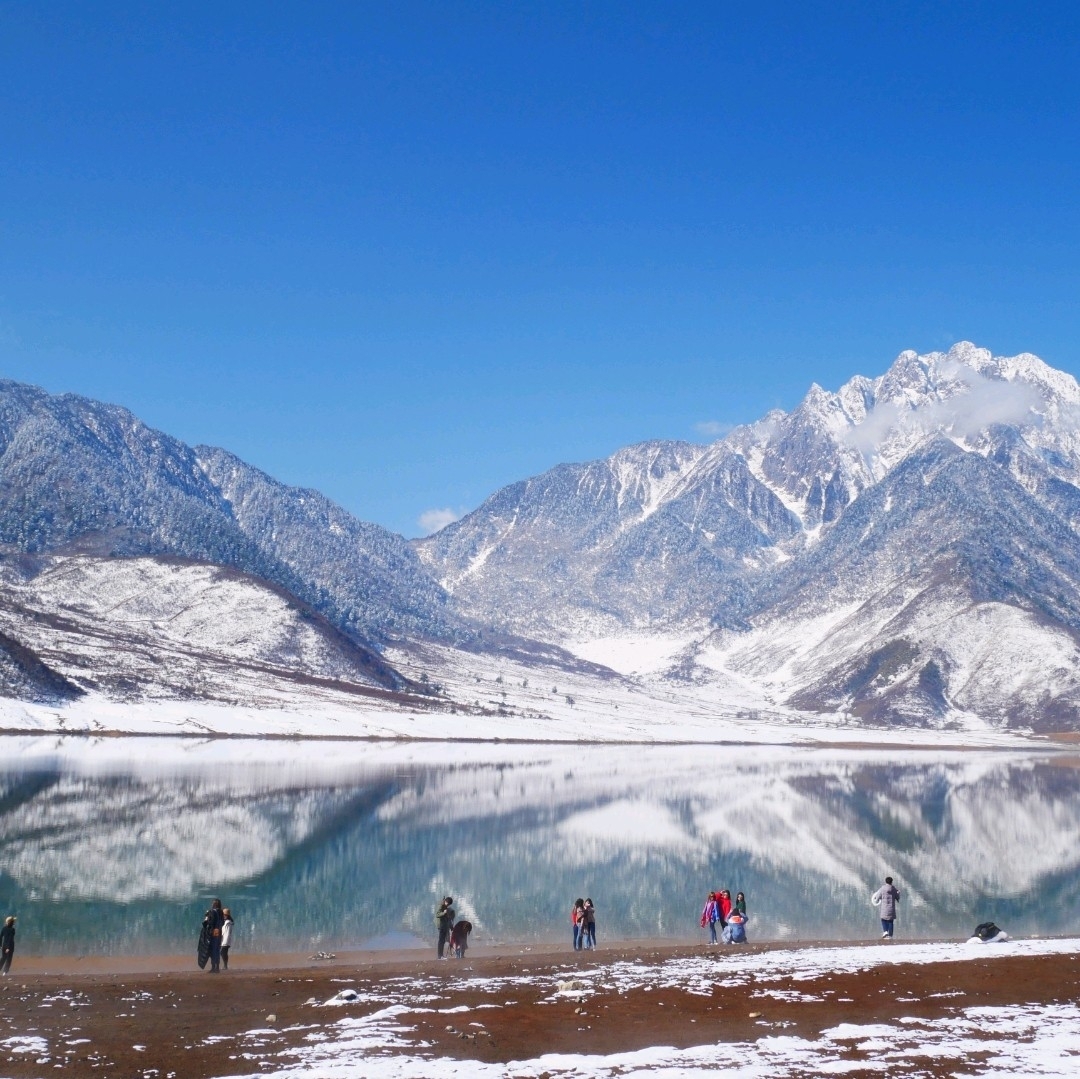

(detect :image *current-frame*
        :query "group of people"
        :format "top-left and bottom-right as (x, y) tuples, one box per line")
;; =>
(18, 873), (908, 977)
(198, 898), (234, 972)
(700, 889), (748, 944)
(435, 896), (472, 958)
(571, 898), (597, 950)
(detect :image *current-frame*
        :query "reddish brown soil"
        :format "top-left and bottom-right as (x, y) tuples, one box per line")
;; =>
(0, 942), (1077, 1077)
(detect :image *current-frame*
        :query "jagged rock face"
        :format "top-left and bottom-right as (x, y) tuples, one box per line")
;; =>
(0, 381), (458, 652)
(418, 343), (1080, 729)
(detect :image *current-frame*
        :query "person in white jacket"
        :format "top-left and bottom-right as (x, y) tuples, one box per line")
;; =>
(220, 908), (234, 970)
(872, 876), (900, 938)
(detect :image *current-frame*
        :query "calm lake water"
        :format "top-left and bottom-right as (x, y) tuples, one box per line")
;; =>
(0, 737), (1076, 955)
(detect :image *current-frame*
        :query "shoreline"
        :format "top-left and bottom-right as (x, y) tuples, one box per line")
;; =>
(0, 726), (1072, 750)
(5, 929), (1074, 975)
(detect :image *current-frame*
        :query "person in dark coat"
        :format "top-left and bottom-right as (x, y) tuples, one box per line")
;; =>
(583, 898), (597, 950)
(203, 899), (225, 972)
(450, 919), (472, 958)
(436, 896), (455, 959)
(0, 916), (14, 974)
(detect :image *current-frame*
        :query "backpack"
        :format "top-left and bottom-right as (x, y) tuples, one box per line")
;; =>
(974, 921), (1001, 941)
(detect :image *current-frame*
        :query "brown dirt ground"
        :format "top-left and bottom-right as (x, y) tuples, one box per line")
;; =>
(0, 940), (1078, 1077)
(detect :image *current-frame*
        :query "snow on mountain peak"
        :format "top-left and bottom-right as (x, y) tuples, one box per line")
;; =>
(835, 344), (1054, 468)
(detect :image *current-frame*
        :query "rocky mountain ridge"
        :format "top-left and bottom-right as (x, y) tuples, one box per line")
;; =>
(418, 343), (1080, 729)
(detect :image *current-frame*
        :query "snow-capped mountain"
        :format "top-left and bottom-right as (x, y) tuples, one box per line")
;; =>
(418, 344), (1080, 730)
(5, 343), (1080, 735)
(0, 380), (459, 657)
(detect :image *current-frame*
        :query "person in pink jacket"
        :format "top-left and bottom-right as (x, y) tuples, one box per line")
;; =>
(700, 892), (720, 944)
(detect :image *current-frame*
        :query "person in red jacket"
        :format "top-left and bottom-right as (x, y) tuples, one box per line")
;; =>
(717, 889), (733, 929)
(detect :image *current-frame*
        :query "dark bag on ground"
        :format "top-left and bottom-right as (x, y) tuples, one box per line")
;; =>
(973, 921), (1001, 941)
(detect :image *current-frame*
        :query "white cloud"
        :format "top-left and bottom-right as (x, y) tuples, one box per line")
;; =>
(844, 362), (1044, 455)
(417, 507), (463, 535)
(694, 420), (733, 440)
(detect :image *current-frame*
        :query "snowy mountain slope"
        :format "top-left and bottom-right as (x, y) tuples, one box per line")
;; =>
(417, 343), (1080, 732)
(4, 343), (1080, 735)
(0, 627), (83, 704)
(0, 554), (420, 703)
(194, 447), (459, 645)
(415, 439), (800, 639)
(0, 380), (459, 655)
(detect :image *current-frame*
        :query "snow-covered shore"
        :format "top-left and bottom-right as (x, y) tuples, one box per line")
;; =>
(208, 937), (1080, 1078)
(0, 685), (1050, 748)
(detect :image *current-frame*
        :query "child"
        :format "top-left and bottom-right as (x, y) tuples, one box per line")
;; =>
(220, 908), (234, 970)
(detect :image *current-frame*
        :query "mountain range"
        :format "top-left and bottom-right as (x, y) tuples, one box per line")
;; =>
(4, 342), (1080, 735)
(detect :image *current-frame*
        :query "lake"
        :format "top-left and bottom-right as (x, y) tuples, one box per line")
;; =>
(0, 737), (1076, 956)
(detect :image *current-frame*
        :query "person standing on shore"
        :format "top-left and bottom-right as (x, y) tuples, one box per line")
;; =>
(220, 908), (233, 970)
(872, 876), (901, 939)
(0, 916), (14, 974)
(718, 889), (732, 930)
(436, 896), (455, 959)
(572, 898), (585, 950)
(733, 892), (747, 918)
(203, 899), (225, 972)
(583, 898), (597, 950)
(700, 892), (720, 944)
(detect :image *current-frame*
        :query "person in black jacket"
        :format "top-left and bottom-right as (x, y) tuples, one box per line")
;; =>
(436, 896), (455, 959)
(0, 916), (14, 974)
(203, 899), (225, 972)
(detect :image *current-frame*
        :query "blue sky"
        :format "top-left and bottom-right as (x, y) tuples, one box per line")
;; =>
(3, 2), (1080, 536)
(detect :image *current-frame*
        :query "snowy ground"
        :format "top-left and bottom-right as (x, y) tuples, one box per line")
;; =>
(0, 690), (1043, 746)
(0, 634), (1049, 748)
(211, 938), (1080, 1078)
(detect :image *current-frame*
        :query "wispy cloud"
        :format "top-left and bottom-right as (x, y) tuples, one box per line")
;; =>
(843, 361), (1044, 454)
(694, 420), (733, 440)
(417, 507), (464, 535)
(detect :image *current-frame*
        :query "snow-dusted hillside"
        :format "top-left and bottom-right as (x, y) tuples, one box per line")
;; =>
(0, 381), (460, 654)
(0, 554), (419, 705)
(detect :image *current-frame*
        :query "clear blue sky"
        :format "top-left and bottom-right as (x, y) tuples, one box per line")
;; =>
(2, 2), (1079, 536)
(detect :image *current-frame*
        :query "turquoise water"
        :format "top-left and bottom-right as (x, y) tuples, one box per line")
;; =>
(0, 738), (1076, 955)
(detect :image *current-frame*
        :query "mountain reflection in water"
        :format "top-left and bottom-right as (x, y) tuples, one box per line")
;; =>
(0, 738), (1076, 955)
